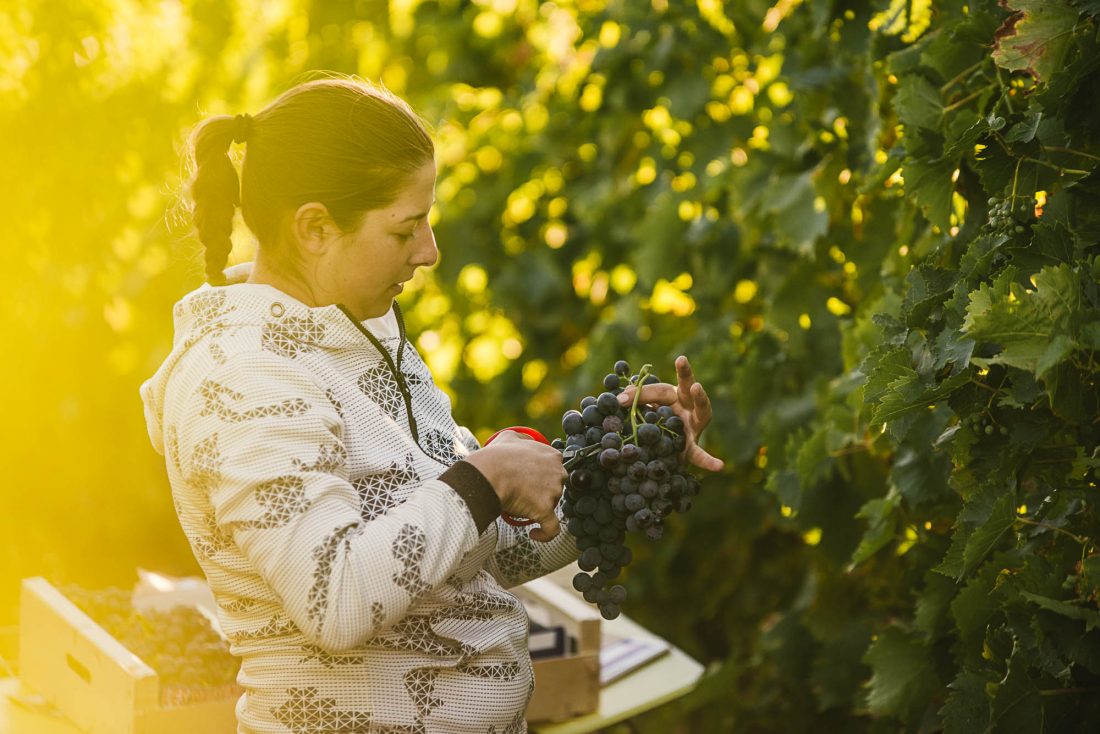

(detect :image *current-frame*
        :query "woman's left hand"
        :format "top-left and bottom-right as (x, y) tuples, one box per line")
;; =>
(617, 355), (725, 473)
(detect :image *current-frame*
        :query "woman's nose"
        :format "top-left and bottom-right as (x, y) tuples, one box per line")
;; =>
(411, 224), (438, 268)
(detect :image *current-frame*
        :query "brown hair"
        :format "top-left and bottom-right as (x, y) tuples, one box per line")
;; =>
(187, 77), (434, 285)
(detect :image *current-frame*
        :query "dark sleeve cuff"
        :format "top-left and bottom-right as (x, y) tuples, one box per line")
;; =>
(439, 460), (501, 534)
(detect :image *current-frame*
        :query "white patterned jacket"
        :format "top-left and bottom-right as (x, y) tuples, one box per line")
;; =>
(140, 283), (579, 734)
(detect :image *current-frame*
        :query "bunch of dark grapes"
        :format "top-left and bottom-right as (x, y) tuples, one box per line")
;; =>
(62, 584), (239, 697)
(551, 361), (701, 620)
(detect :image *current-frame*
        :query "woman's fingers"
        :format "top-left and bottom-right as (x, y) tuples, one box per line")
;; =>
(675, 355), (697, 411)
(687, 443), (725, 472)
(526, 445), (567, 542)
(529, 512), (561, 542)
(613, 360), (723, 473)
(690, 381), (714, 431)
(617, 382), (678, 407)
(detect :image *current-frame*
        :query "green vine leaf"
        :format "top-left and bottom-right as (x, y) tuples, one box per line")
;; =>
(904, 155), (956, 230)
(1018, 591), (1100, 631)
(993, 0), (1080, 82)
(863, 627), (940, 720)
(940, 672), (992, 734)
(895, 75), (943, 131)
(961, 494), (1018, 577)
(850, 493), (901, 567)
(964, 264), (1082, 381)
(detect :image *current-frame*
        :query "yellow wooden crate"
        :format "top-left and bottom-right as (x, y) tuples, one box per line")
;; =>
(19, 576), (601, 730)
(18, 577), (240, 734)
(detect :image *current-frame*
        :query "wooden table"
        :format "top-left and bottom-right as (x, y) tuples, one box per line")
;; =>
(530, 607), (704, 734)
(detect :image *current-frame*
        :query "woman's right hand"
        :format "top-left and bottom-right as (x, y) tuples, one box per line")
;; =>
(464, 431), (568, 542)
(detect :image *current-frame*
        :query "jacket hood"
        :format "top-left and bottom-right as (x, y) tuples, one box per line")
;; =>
(140, 282), (400, 455)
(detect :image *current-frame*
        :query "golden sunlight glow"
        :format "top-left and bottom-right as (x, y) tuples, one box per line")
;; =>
(734, 279), (758, 304)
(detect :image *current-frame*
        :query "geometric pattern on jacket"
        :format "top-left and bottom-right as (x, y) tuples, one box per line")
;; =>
(140, 283), (578, 733)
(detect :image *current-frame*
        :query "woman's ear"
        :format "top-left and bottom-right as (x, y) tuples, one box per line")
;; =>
(292, 202), (337, 254)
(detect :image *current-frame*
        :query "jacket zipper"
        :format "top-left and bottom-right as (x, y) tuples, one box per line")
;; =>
(336, 303), (420, 443)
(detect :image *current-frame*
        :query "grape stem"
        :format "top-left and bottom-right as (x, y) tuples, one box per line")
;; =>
(629, 364), (653, 446)
(1015, 516), (1089, 546)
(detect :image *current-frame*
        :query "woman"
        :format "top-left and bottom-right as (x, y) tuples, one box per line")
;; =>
(140, 77), (722, 733)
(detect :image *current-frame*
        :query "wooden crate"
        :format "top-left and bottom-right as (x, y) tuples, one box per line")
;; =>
(18, 577), (240, 734)
(516, 576), (602, 722)
(19, 575), (598, 730)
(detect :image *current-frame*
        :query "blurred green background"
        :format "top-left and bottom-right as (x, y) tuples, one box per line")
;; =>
(3, 0), (1099, 730)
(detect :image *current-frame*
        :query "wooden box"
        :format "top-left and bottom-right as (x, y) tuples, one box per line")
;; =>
(18, 577), (240, 734)
(517, 576), (602, 722)
(19, 575), (598, 731)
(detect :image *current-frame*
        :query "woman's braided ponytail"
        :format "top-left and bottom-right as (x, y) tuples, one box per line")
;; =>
(188, 114), (247, 285)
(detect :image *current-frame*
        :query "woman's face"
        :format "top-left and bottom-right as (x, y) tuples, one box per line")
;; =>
(320, 160), (439, 321)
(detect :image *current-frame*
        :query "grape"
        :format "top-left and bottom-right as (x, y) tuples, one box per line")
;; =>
(562, 411), (584, 435)
(580, 547), (602, 567)
(582, 405), (603, 426)
(574, 497), (595, 516)
(593, 503), (613, 524)
(597, 392), (620, 415)
(599, 448), (620, 468)
(646, 461), (668, 481)
(637, 423), (661, 445)
(61, 584), (239, 695)
(553, 360), (705, 619)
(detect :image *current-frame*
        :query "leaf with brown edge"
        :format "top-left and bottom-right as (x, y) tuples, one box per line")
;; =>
(993, 0), (1079, 82)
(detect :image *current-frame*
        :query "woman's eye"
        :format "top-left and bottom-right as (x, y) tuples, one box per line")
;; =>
(395, 231), (414, 243)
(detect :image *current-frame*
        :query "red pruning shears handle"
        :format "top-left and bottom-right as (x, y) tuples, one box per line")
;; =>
(484, 426), (551, 527)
